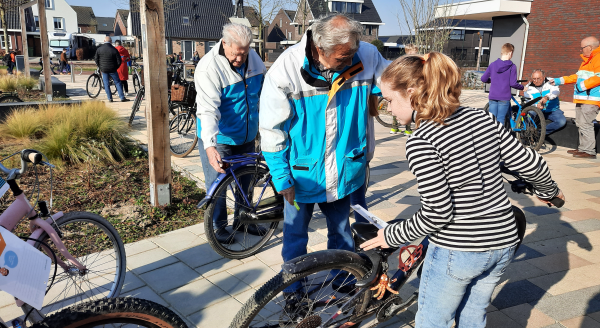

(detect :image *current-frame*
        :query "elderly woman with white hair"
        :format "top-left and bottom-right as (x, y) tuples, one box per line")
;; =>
(194, 23), (267, 244)
(259, 14), (390, 304)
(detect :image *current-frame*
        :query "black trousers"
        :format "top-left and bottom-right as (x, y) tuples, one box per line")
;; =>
(121, 80), (129, 93)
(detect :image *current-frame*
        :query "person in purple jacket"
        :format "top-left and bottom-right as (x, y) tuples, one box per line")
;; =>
(481, 43), (525, 125)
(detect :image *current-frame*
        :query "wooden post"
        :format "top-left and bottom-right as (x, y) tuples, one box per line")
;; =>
(140, 0), (171, 206)
(476, 32), (483, 71)
(37, 0), (52, 100)
(19, 2), (36, 78)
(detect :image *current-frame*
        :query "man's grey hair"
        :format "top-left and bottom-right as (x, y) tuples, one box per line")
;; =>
(531, 69), (546, 77)
(311, 14), (363, 56)
(585, 36), (600, 49)
(222, 23), (253, 47)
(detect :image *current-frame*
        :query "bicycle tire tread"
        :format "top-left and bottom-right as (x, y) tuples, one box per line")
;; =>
(30, 297), (188, 328)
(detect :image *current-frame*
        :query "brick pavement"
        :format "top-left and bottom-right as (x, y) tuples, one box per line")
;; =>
(1, 79), (600, 328)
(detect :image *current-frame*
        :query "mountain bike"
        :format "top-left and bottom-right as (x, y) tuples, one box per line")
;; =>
(26, 298), (188, 328)
(86, 68), (117, 98)
(0, 91), (23, 103)
(374, 98), (398, 129)
(0, 149), (126, 325)
(483, 94), (545, 151)
(130, 56), (143, 94)
(229, 163), (565, 328)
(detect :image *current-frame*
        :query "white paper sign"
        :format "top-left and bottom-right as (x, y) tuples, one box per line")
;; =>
(351, 205), (389, 229)
(0, 226), (51, 310)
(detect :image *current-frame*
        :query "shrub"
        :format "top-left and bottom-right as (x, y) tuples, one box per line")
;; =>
(0, 75), (18, 92)
(0, 107), (43, 139)
(17, 77), (37, 91)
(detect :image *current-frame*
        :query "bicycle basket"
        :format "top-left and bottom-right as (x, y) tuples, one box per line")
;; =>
(171, 84), (186, 102)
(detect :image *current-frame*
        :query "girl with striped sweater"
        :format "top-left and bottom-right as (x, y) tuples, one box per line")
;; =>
(361, 52), (564, 328)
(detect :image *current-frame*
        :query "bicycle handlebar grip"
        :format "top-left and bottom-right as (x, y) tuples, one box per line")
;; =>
(22, 149), (42, 164)
(549, 197), (565, 208)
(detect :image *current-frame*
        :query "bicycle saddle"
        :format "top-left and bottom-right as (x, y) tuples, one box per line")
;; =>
(351, 222), (379, 244)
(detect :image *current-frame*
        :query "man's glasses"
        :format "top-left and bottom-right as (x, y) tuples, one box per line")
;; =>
(580, 45), (592, 52)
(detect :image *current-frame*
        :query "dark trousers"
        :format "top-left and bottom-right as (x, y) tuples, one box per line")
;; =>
(121, 80), (129, 93)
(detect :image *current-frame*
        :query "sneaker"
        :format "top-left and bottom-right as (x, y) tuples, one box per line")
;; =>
(389, 128), (399, 134)
(404, 130), (413, 136)
(214, 227), (236, 244)
(108, 99), (113, 102)
(233, 221), (269, 236)
(121, 98), (130, 102)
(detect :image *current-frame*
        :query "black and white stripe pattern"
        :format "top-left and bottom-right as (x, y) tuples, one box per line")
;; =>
(384, 107), (559, 251)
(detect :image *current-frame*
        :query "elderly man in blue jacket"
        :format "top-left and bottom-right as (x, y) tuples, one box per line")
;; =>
(259, 14), (389, 303)
(195, 23), (267, 244)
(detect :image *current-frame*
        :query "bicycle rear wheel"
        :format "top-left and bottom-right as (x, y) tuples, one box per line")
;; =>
(128, 87), (144, 126)
(169, 111), (198, 157)
(33, 211), (126, 317)
(375, 98), (398, 129)
(30, 298), (188, 328)
(133, 74), (141, 93)
(0, 95), (23, 103)
(204, 166), (279, 259)
(109, 77), (117, 95)
(230, 258), (371, 328)
(86, 74), (102, 98)
(515, 106), (546, 151)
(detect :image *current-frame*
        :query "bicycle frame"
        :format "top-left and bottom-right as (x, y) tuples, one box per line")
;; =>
(508, 96), (543, 132)
(196, 153), (284, 221)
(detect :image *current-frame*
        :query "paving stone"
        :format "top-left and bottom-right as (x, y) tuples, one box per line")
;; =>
(560, 316), (600, 328)
(588, 311), (600, 323)
(584, 190), (600, 198)
(127, 247), (179, 274)
(486, 310), (522, 328)
(187, 296), (243, 328)
(174, 243), (223, 269)
(139, 262), (202, 293)
(500, 303), (556, 328)
(492, 279), (549, 310)
(534, 285), (600, 321)
(307, 228), (328, 246)
(162, 278), (230, 315)
(0, 304), (25, 324)
(563, 209), (600, 221)
(153, 229), (207, 253)
(195, 258), (245, 277)
(526, 234), (593, 256)
(575, 177), (600, 184)
(206, 271), (252, 296)
(528, 268), (599, 296)
(567, 163), (597, 168)
(187, 223), (205, 236)
(121, 272), (147, 293)
(124, 239), (158, 257)
(233, 288), (258, 304)
(522, 224), (576, 244)
(513, 245), (546, 262)
(523, 206), (565, 216)
(255, 243), (284, 267)
(500, 260), (548, 284)
(123, 286), (169, 307)
(227, 259), (278, 288)
(571, 247), (600, 264)
(527, 252), (593, 274)
(562, 219), (600, 233)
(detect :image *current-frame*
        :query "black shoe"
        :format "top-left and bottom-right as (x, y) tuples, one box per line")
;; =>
(121, 98), (130, 102)
(233, 220), (269, 236)
(108, 99), (113, 102)
(283, 291), (307, 322)
(214, 228), (236, 244)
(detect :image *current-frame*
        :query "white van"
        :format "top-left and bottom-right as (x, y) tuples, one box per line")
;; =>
(48, 32), (94, 59)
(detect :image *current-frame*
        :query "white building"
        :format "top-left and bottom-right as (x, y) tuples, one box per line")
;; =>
(31, 0), (78, 35)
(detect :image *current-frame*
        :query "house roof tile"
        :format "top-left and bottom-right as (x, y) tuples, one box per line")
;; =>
(71, 6), (97, 26)
(116, 9), (129, 27)
(96, 17), (115, 33)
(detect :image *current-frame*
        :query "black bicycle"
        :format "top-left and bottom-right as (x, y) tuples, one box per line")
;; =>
(86, 68), (117, 98)
(130, 56), (143, 94)
(0, 91), (23, 103)
(229, 163), (564, 328)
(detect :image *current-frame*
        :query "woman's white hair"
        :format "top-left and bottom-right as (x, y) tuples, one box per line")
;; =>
(311, 15), (363, 56)
(222, 23), (253, 47)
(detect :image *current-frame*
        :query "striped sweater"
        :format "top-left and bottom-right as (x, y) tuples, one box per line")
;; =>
(384, 107), (559, 251)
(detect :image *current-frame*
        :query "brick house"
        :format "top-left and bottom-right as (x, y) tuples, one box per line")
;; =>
(0, 4), (39, 56)
(265, 9), (297, 50)
(438, 0), (600, 102)
(129, 0), (233, 60)
(114, 9), (128, 36)
(71, 6), (97, 34)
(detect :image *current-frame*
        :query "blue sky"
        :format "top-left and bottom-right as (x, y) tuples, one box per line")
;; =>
(64, 0), (405, 35)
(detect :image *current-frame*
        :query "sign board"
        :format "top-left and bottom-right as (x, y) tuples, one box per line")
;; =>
(15, 55), (25, 73)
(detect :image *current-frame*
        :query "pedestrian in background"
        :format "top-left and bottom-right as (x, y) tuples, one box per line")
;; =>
(551, 36), (600, 159)
(481, 43), (524, 125)
(94, 36), (128, 102)
(115, 40), (131, 95)
(60, 48), (68, 74)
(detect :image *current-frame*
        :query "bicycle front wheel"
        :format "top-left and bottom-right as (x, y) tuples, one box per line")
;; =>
(0, 95), (23, 103)
(230, 259), (371, 328)
(75, 65), (82, 75)
(133, 74), (141, 93)
(31, 298), (188, 328)
(375, 98), (398, 129)
(128, 88), (144, 126)
(86, 74), (102, 98)
(515, 106), (546, 151)
(204, 166), (279, 259)
(109, 77), (117, 95)
(169, 111), (198, 157)
(34, 211), (126, 316)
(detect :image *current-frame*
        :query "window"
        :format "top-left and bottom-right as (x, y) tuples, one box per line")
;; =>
(288, 31), (292, 39)
(451, 48), (467, 60)
(449, 29), (465, 40)
(78, 27), (81, 33)
(103, 24), (107, 27)
(49, 40), (69, 47)
(53, 17), (63, 30)
(331, 2), (361, 14)
(363, 25), (373, 36)
(0, 35), (12, 49)
(208, 41), (216, 52)
(182, 16), (190, 25)
(298, 25), (302, 35)
(45, 0), (52, 8)
(34, 16), (39, 30)
(280, 18), (282, 27)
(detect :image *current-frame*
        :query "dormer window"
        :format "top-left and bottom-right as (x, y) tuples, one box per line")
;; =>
(331, 1), (361, 14)
(182, 16), (190, 25)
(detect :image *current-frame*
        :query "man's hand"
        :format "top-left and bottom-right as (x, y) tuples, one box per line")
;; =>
(548, 79), (555, 86)
(205, 147), (225, 173)
(537, 97), (548, 110)
(360, 229), (390, 250)
(279, 186), (295, 205)
(537, 189), (565, 206)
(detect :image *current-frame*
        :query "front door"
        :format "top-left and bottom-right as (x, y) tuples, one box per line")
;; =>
(183, 41), (193, 60)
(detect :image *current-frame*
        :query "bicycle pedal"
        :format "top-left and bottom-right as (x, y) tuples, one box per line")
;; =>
(11, 319), (24, 328)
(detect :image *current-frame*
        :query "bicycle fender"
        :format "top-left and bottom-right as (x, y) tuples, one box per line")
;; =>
(282, 250), (372, 275)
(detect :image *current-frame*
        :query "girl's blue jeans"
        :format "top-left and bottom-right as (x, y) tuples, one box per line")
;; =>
(415, 243), (517, 328)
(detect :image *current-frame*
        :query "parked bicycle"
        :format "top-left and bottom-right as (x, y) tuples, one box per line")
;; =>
(24, 298), (188, 328)
(229, 163), (564, 328)
(483, 83), (545, 150)
(86, 68), (117, 98)
(0, 91), (23, 103)
(169, 73), (197, 157)
(375, 97), (399, 129)
(0, 149), (126, 325)
(130, 56), (143, 94)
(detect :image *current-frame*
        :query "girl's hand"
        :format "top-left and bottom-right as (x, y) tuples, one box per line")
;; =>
(537, 189), (565, 206)
(360, 229), (390, 250)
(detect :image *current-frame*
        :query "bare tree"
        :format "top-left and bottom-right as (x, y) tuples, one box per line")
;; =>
(0, 0), (28, 53)
(397, 0), (461, 54)
(245, 0), (290, 58)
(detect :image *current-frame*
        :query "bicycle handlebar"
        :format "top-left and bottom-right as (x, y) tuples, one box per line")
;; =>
(500, 163), (564, 208)
(517, 79), (529, 83)
(0, 150), (54, 180)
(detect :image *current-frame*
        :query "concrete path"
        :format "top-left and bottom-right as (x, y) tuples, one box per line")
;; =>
(2, 79), (600, 328)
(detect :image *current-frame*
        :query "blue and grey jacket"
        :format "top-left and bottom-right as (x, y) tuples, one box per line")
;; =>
(259, 31), (389, 203)
(194, 40), (266, 148)
(524, 80), (560, 112)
